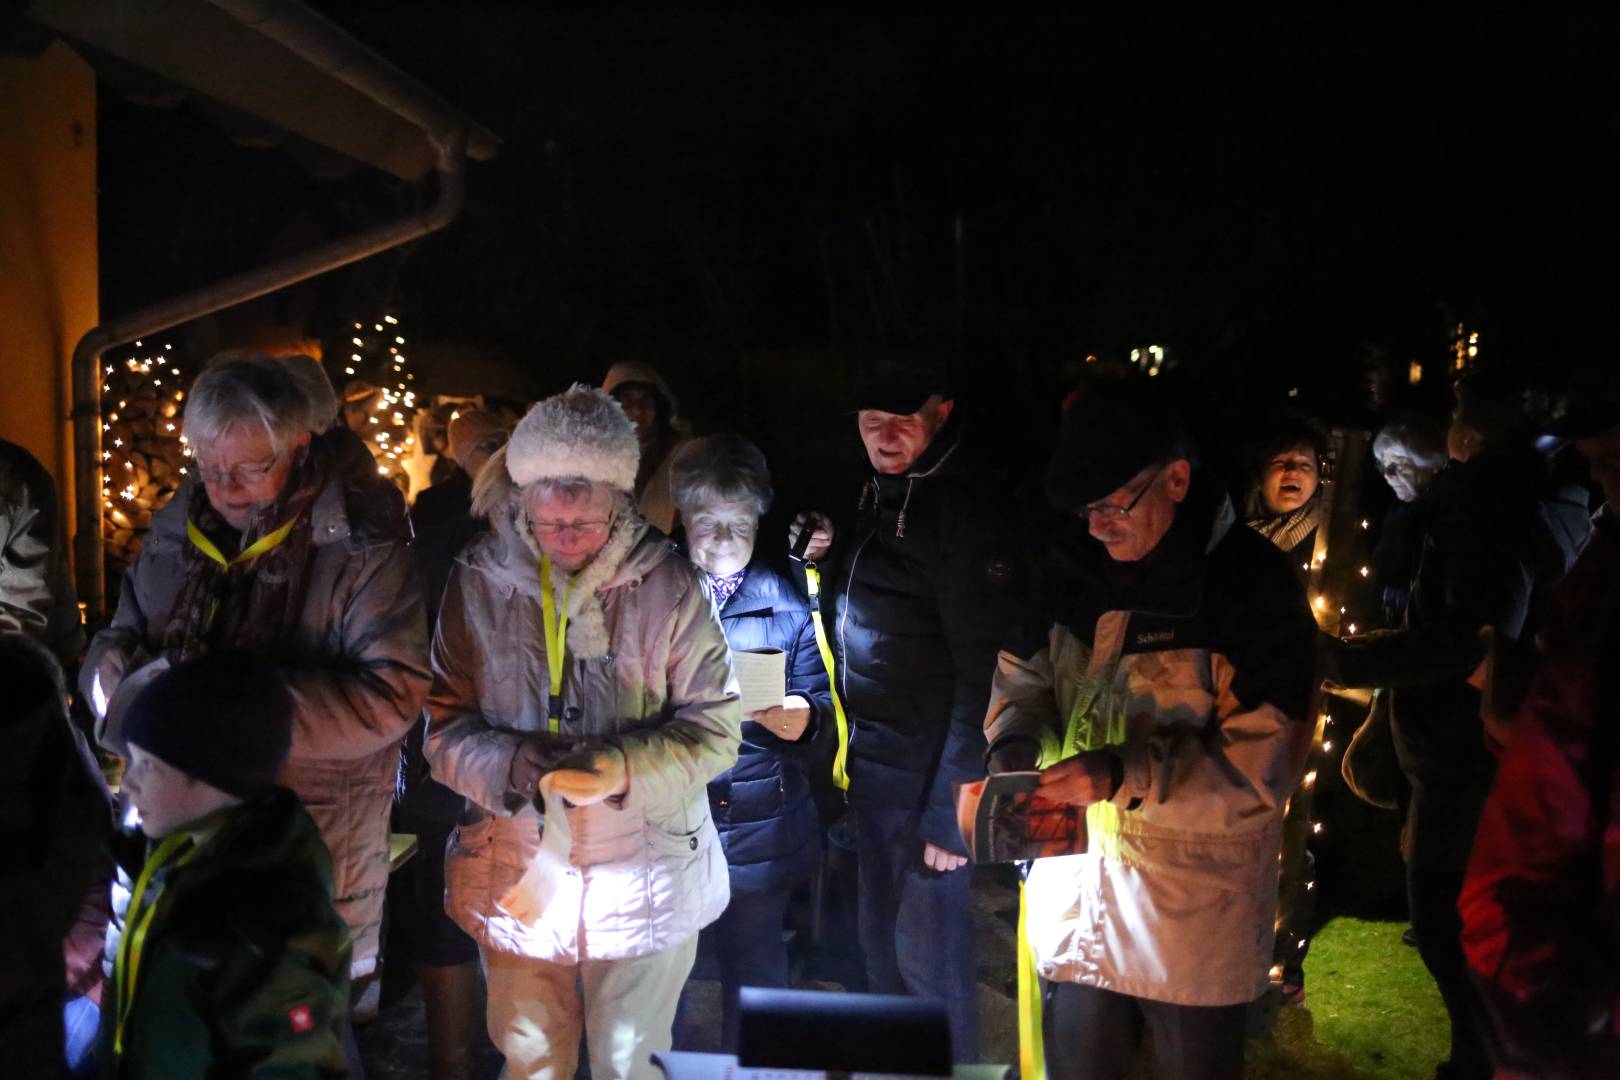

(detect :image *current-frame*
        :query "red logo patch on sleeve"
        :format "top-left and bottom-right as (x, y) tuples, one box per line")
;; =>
(288, 1005), (315, 1033)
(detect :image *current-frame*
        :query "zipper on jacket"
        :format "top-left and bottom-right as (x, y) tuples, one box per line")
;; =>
(836, 529), (875, 708)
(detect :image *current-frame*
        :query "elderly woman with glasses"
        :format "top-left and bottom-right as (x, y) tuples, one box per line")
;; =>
(1369, 413), (1449, 623)
(81, 352), (431, 1009)
(426, 386), (741, 1080)
(666, 434), (832, 1052)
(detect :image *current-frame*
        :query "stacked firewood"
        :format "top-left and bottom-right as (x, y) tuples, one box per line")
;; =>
(101, 343), (191, 586)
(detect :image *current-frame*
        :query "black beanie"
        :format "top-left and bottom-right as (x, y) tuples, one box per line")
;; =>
(851, 350), (950, 415)
(121, 649), (294, 799)
(1046, 381), (1191, 511)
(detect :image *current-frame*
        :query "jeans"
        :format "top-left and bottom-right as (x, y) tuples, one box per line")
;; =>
(1043, 981), (1246, 1080)
(850, 803), (980, 1062)
(708, 883), (795, 1052)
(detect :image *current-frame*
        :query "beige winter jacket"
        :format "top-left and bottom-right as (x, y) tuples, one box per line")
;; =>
(426, 486), (741, 964)
(986, 490), (1316, 1006)
(81, 435), (431, 978)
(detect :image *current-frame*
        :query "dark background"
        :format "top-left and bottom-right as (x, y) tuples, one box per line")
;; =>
(96, 8), (1620, 494)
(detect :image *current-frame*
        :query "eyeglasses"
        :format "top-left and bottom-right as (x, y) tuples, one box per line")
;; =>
(532, 518), (611, 540)
(194, 451), (285, 487)
(1083, 464), (1166, 521)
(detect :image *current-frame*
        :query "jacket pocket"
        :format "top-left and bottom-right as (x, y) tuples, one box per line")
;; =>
(450, 814), (497, 855)
(443, 815), (496, 941)
(641, 812), (715, 948)
(644, 814), (710, 858)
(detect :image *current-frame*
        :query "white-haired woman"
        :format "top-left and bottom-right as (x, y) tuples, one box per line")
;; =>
(668, 434), (831, 1052)
(1370, 412), (1449, 623)
(81, 352), (431, 999)
(426, 385), (740, 1080)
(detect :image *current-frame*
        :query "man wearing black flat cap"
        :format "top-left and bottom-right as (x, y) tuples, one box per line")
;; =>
(791, 351), (1034, 1061)
(984, 382), (1317, 1080)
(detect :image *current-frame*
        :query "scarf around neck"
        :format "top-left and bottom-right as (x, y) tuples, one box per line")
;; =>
(161, 444), (327, 661)
(703, 567), (748, 609)
(1247, 496), (1323, 557)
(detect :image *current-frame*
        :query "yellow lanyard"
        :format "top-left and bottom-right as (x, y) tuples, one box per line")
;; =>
(539, 555), (575, 735)
(801, 563), (851, 791)
(1016, 878), (1047, 1080)
(186, 515), (299, 569)
(114, 833), (199, 1055)
(186, 515), (300, 634)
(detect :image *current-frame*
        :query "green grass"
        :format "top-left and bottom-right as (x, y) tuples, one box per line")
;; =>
(1246, 918), (1450, 1080)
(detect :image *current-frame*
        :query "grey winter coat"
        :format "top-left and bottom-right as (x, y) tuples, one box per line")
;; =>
(426, 471), (741, 964)
(80, 440), (430, 978)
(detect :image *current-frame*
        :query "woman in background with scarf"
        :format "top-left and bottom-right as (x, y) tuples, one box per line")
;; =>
(1247, 414), (1332, 583)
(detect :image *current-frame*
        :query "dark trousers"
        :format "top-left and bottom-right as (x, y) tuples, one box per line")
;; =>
(1406, 772), (1494, 1080)
(850, 803), (980, 1062)
(1043, 982), (1246, 1080)
(708, 882), (795, 1052)
(394, 814), (479, 968)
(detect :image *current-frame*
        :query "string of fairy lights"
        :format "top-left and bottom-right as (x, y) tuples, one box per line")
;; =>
(96, 308), (439, 579)
(100, 340), (190, 577)
(1271, 325), (1480, 972)
(338, 312), (424, 486)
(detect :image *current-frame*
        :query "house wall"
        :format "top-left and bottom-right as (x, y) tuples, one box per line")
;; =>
(0, 40), (99, 543)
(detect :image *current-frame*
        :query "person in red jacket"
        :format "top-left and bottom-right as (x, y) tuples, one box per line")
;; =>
(1458, 383), (1620, 1080)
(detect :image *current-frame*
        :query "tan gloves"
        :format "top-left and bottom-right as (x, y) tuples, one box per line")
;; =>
(543, 746), (629, 807)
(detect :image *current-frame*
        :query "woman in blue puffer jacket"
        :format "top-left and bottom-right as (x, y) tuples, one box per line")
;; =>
(670, 434), (832, 1051)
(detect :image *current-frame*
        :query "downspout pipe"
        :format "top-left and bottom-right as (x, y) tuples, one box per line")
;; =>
(71, 133), (466, 621)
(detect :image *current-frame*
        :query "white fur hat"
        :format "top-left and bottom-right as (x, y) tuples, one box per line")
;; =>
(505, 384), (640, 491)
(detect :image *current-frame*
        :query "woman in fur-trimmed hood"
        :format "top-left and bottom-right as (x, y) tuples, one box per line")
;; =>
(425, 384), (741, 1080)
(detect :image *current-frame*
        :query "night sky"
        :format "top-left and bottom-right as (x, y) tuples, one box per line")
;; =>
(96, 8), (1620, 467)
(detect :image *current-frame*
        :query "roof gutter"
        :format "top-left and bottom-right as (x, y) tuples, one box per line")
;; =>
(71, 132), (467, 621)
(204, 0), (500, 165)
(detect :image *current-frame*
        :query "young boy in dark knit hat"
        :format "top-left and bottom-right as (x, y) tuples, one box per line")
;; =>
(102, 649), (351, 1079)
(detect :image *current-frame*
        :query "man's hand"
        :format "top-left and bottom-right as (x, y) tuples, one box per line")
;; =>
(1037, 751), (1119, 807)
(751, 695), (812, 741)
(508, 733), (582, 797)
(544, 746), (629, 807)
(922, 841), (968, 873)
(789, 511), (835, 562)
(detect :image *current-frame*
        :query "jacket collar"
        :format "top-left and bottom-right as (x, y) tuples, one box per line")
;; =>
(471, 472), (674, 658)
(720, 555), (796, 618)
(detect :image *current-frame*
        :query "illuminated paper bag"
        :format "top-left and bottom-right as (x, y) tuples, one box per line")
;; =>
(498, 776), (575, 925)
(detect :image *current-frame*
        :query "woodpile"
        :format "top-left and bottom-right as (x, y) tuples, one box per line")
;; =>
(101, 347), (190, 590)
